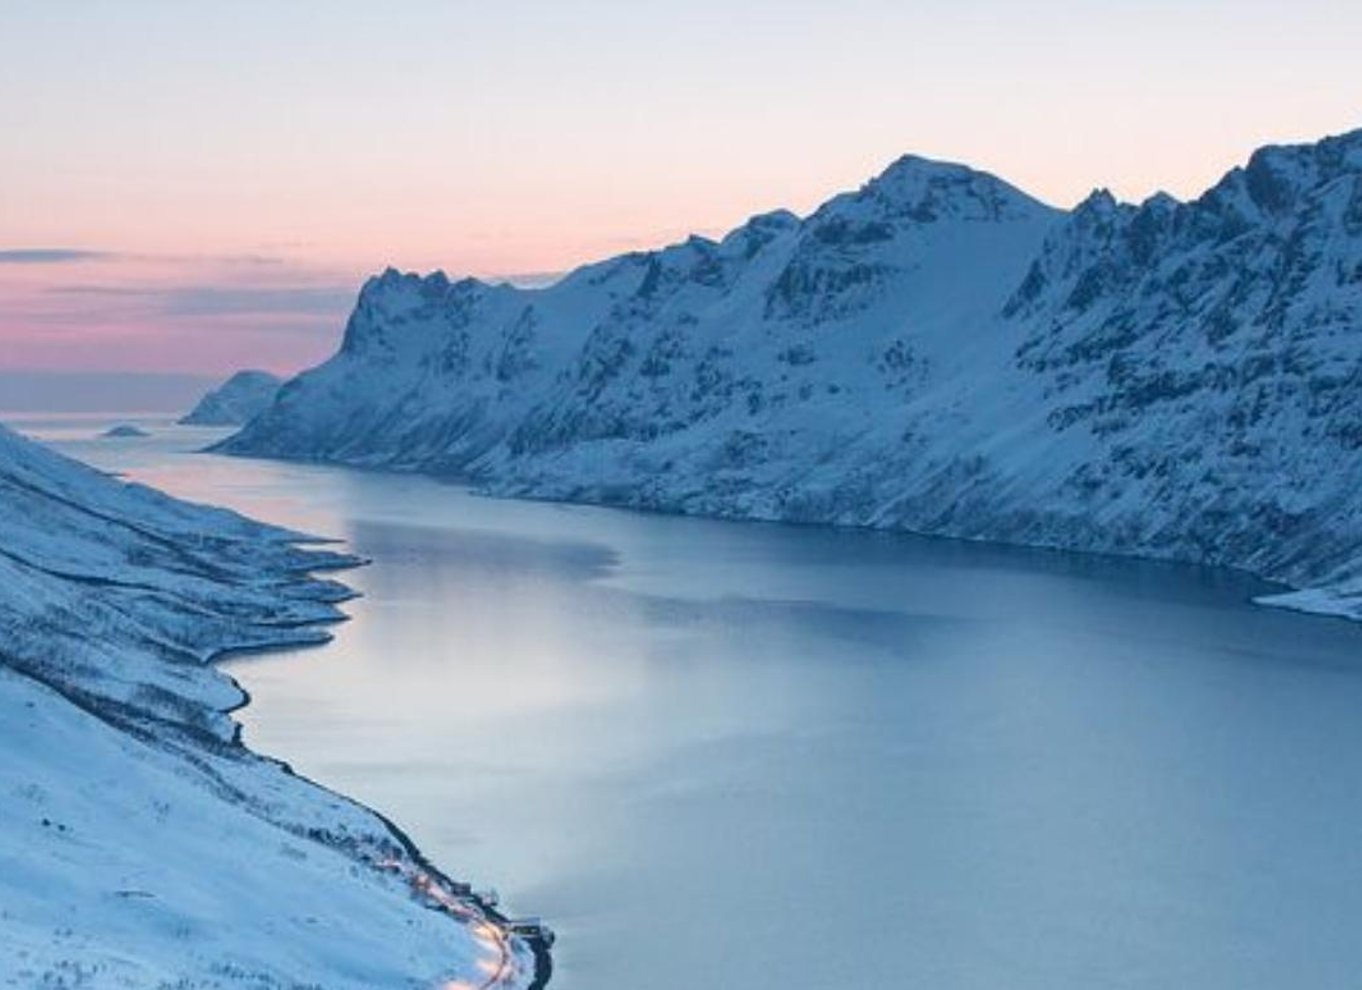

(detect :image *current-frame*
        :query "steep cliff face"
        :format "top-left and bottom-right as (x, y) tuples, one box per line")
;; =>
(220, 129), (1362, 617)
(997, 132), (1362, 595)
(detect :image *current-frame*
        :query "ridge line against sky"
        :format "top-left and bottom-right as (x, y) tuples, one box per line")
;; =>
(2, 0), (1359, 377)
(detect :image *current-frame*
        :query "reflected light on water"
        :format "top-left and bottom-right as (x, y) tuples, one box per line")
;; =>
(36, 421), (1362, 990)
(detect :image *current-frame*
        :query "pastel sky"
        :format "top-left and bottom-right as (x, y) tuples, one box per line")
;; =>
(2, 0), (1358, 376)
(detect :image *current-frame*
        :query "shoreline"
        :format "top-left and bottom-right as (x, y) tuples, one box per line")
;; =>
(213, 444), (1361, 628)
(0, 418), (551, 988)
(210, 572), (554, 990)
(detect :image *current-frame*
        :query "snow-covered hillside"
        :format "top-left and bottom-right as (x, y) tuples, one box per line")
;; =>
(220, 129), (1362, 620)
(0, 424), (541, 988)
(180, 370), (282, 426)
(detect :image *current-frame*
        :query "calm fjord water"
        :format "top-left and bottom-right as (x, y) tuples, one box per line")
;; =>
(36, 419), (1362, 990)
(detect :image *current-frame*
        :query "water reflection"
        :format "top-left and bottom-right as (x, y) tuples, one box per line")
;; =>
(31, 419), (1362, 990)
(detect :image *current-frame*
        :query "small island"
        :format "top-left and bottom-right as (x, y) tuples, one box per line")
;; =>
(99, 423), (150, 439)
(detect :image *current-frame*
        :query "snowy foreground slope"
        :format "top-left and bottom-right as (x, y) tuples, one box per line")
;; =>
(221, 129), (1362, 619)
(0, 425), (539, 989)
(179, 370), (282, 426)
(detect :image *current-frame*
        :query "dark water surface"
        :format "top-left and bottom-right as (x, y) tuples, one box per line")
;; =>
(31, 417), (1362, 990)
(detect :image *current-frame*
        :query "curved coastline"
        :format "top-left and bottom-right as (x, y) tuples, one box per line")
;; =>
(222, 442), (1359, 628)
(211, 559), (554, 990)
(0, 419), (550, 988)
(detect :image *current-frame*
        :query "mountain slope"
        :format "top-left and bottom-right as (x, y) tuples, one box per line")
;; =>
(0, 423), (540, 988)
(179, 369), (283, 426)
(223, 156), (1058, 476)
(220, 130), (1362, 619)
(993, 131), (1362, 612)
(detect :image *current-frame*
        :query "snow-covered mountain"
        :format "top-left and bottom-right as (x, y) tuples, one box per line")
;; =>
(220, 129), (1362, 619)
(0, 424), (541, 988)
(180, 369), (282, 426)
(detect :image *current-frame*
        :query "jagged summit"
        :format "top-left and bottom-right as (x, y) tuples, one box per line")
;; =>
(367, 266), (483, 294)
(1074, 188), (1121, 213)
(818, 152), (1052, 226)
(1139, 190), (1180, 213)
(1191, 126), (1362, 223)
(357, 150), (1052, 322)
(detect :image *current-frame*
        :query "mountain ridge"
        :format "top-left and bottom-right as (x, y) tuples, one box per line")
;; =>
(219, 128), (1362, 619)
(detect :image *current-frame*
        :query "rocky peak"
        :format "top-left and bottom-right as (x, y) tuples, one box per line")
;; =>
(719, 209), (800, 260)
(828, 153), (1051, 226)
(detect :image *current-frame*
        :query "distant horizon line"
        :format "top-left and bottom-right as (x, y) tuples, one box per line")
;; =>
(5, 122), (1358, 383)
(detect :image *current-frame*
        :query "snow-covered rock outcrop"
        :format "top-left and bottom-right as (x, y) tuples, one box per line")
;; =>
(180, 369), (282, 426)
(0, 423), (540, 988)
(220, 129), (1362, 619)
